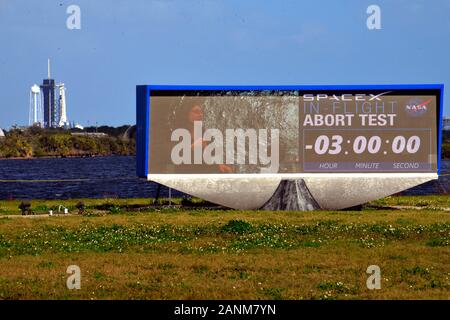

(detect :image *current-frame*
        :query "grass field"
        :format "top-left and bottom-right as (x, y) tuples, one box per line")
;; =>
(0, 195), (449, 300)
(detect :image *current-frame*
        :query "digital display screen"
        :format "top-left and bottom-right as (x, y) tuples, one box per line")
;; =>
(146, 88), (441, 174)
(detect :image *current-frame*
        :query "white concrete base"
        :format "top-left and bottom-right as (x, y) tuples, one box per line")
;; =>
(304, 176), (435, 210)
(148, 173), (437, 210)
(150, 175), (281, 210)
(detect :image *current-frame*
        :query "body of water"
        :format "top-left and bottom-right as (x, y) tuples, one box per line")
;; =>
(0, 156), (448, 200)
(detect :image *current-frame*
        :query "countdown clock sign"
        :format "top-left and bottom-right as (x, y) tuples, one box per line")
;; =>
(136, 85), (443, 210)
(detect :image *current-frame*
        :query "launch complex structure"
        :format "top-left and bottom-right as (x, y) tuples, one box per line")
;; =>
(29, 59), (68, 128)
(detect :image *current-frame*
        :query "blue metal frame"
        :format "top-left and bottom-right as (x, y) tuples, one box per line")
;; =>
(145, 84), (443, 91)
(136, 84), (444, 177)
(136, 85), (150, 178)
(437, 84), (444, 175)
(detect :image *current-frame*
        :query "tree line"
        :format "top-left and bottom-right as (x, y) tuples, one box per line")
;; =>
(0, 126), (135, 158)
(442, 131), (450, 160)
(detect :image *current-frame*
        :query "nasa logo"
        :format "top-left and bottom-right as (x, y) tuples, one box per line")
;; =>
(405, 98), (431, 116)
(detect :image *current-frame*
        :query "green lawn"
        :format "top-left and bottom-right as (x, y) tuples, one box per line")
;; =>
(0, 195), (448, 299)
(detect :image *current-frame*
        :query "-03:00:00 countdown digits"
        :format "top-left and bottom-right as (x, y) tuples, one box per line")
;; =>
(306, 135), (421, 155)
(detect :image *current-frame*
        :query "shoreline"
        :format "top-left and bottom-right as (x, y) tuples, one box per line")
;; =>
(0, 154), (134, 160)
(0, 195), (448, 216)
(0, 155), (449, 161)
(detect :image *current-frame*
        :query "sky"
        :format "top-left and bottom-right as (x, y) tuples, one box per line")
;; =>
(0, 0), (449, 128)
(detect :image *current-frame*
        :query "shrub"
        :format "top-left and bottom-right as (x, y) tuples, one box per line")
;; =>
(221, 220), (254, 234)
